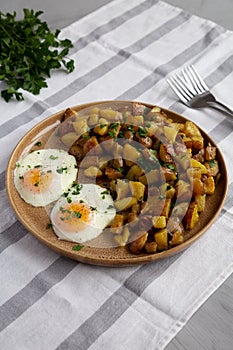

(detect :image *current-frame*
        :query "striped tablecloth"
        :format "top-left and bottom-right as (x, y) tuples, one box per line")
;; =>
(0, 0), (233, 349)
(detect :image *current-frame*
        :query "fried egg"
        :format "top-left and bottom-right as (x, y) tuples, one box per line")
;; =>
(50, 184), (116, 243)
(14, 149), (78, 207)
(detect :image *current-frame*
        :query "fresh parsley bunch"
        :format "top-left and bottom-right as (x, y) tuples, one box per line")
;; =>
(0, 9), (75, 102)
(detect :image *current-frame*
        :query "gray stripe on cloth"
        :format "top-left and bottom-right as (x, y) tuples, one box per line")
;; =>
(0, 0), (158, 139)
(0, 257), (77, 332)
(116, 26), (226, 100)
(69, 0), (159, 53)
(0, 221), (27, 253)
(0, 10), (191, 139)
(56, 252), (182, 350)
(0, 171), (5, 191)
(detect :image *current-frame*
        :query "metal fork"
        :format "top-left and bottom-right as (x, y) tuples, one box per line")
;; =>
(167, 65), (233, 118)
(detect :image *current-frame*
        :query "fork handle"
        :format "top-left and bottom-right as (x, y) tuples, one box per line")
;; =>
(207, 100), (233, 119)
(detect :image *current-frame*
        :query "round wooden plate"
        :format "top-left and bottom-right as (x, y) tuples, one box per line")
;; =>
(6, 101), (228, 266)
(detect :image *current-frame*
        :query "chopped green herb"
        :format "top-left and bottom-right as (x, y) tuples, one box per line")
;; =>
(109, 122), (119, 130)
(79, 199), (84, 203)
(72, 244), (83, 251)
(0, 9), (75, 102)
(73, 211), (82, 218)
(138, 126), (147, 137)
(67, 197), (72, 203)
(46, 222), (52, 229)
(209, 160), (216, 168)
(108, 131), (116, 138)
(34, 141), (42, 147)
(34, 164), (42, 168)
(49, 155), (58, 160)
(56, 167), (67, 174)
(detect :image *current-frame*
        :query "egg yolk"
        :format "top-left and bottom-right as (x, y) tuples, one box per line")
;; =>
(21, 168), (53, 193)
(55, 202), (95, 232)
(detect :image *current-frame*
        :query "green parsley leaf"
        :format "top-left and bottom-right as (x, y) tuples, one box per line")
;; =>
(72, 244), (83, 251)
(0, 9), (75, 102)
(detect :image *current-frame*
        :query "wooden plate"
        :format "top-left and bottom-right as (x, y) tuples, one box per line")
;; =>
(6, 101), (228, 266)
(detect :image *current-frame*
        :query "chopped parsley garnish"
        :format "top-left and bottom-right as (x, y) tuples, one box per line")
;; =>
(109, 122), (119, 130)
(19, 175), (24, 180)
(101, 189), (109, 199)
(34, 164), (42, 168)
(66, 197), (72, 203)
(138, 126), (147, 137)
(90, 206), (97, 211)
(209, 160), (216, 168)
(108, 131), (116, 138)
(72, 244), (83, 251)
(34, 141), (42, 147)
(56, 167), (67, 174)
(49, 155), (58, 160)
(73, 211), (82, 218)
(46, 222), (52, 229)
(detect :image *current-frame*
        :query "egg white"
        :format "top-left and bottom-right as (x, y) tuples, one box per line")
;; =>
(50, 183), (116, 243)
(14, 149), (78, 207)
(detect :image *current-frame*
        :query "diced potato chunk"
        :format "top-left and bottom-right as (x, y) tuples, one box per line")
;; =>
(129, 181), (145, 201)
(84, 166), (103, 178)
(164, 126), (178, 143)
(191, 159), (207, 174)
(114, 197), (137, 211)
(61, 132), (78, 147)
(145, 241), (157, 253)
(110, 214), (124, 234)
(152, 216), (166, 228)
(203, 176), (215, 195)
(184, 203), (199, 230)
(115, 179), (130, 200)
(169, 231), (184, 246)
(126, 165), (144, 181)
(73, 118), (89, 135)
(128, 232), (148, 254)
(192, 178), (204, 195)
(139, 169), (160, 185)
(123, 144), (141, 164)
(154, 229), (168, 250)
(161, 199), (171, 218)
(195, 194), (206, 212)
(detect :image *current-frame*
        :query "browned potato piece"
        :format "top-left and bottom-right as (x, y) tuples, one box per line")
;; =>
(139, 169), (160, 185)
(175, 180), (191, 201)
(110, 214), (125, 234)
(184, 203), (199, 230)
(204, 160), (219, 177)
(126, 165), (144, 181)
(192, 178), (204, 195)
(195, 194), (206, 212)
(83, 136), (101, 155)
(205, 143), (216, 161)
(191, 159), (207, 174)
(154, 229), (168, 250)
(84, 166), (103, 178)
(145, 241), (157, 253)
(152, 216), (166, 228)
(169, 231), (184, 246)
(123, 144), (141, 164)
(105, 167), (124, 180)
(128, 232), (148, 254)
(164, 126), (178, 143)
(114, 197), (137, 211)
(129, 181), (145, 201)
(160, 199), (171, 218)
(115, 179), (130, 200)
(203, 176), (215, 195)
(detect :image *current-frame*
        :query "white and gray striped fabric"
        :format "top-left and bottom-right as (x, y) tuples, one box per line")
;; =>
(0, 0), (233, 349)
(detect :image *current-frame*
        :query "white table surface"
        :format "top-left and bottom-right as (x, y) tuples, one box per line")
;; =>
(1, 1), (233, 349)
